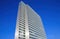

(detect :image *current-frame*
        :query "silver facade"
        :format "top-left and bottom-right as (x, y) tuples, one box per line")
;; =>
(15, 1), (47, 39)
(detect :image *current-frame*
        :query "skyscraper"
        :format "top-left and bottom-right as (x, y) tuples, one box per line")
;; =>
(15, 1), (47, 39)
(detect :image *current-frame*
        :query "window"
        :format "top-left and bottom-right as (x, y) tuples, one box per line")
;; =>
(18, 37), (20, 39)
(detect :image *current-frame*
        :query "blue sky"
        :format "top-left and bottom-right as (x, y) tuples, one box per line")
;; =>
(0, 0), (60, 39)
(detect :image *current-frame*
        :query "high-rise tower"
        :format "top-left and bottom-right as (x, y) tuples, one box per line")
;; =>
(15, 1), (47, 39)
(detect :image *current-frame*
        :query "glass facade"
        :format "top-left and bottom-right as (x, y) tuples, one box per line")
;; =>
(27, 5), (46, 39)
(15, 1), (47, 39)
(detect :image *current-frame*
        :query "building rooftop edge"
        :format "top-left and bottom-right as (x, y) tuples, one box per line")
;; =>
(19, 1), (41, 18)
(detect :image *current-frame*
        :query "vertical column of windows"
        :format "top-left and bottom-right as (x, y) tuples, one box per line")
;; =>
(18, 17), (25, 39)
